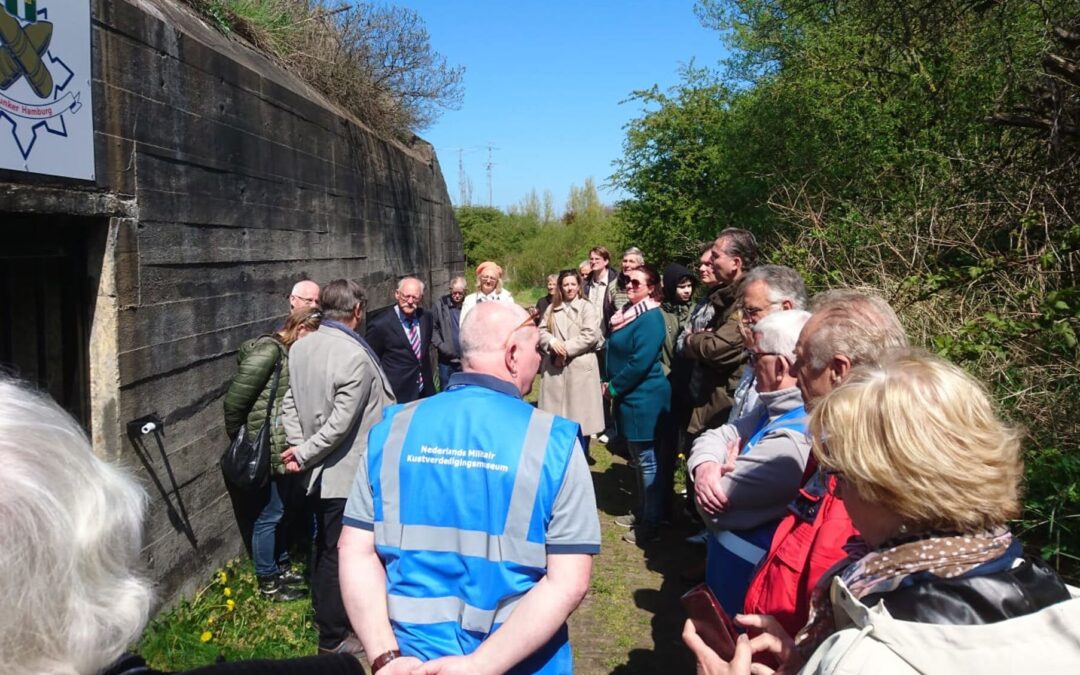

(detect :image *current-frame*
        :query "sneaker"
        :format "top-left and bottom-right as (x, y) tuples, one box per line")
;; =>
(613, 513), (636, 529)
(597, 433), (610, 444)
(278, 566), (305, 586)
(258, 575), (306, 602)
(317, 631), (366, 658)
(685, 529), (709, 545)
(622, 525), (660, 545)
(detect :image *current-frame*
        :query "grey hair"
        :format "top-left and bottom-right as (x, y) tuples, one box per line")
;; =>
(459, 301), (533, 363)
(397, 276), (426, 294)
(622, 246), (645, 264)
(753, 309), (812, 362)
(716, 228), (760, 270)
(743, 265), (808, 310)
(806, 289), (908, 369)
(320, 278), (366, 322)
(0, 377), (153, 674)
(450, 276), (467, 290)
(546, 273), (559, 283)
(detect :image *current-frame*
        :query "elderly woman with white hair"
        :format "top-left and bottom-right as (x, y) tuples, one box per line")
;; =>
(686, 350), (1080, 674)
(0, 376), (363, 674)
(687, 309), (813, 616)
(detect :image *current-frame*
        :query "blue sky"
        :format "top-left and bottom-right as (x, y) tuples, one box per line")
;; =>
(394, 1), (730, 211)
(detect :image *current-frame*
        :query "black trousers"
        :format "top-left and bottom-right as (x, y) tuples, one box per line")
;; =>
(313, 496), (349, 650)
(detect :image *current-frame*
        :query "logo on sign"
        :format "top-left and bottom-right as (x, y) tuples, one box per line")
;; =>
(0, 0), (83, 160)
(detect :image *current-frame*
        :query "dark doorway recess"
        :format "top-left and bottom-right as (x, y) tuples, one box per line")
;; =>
(0, 214), (105, 427)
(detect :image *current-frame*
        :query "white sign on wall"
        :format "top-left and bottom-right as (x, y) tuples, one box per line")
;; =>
(0, 0), (94, 180)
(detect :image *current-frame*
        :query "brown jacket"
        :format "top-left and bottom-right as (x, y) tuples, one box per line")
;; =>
(682, 280), (747, 434)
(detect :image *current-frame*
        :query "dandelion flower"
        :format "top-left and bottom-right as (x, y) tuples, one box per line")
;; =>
(207, 617), (215, 625)
(226, 599), (236, 612)
(223, 587), (232, 597)
(217, 571), (228, 584)
(200, 631), (213, 643)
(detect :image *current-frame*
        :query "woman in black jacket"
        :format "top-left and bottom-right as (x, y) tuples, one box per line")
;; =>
(223, 307), (320, 601)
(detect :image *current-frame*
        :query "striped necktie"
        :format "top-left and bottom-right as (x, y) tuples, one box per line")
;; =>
(407, 318), (423, 392)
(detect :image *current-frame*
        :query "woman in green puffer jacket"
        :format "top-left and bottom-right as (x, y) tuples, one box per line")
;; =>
(223, 306), (321, 601)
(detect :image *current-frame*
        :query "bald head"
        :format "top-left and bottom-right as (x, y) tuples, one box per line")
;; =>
(289, 280), (320, 310)
(460, 302), (540, 395)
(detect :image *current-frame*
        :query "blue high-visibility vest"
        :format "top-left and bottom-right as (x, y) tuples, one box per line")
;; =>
(366, 382), (582, 674)
(706, 406), (809, 616)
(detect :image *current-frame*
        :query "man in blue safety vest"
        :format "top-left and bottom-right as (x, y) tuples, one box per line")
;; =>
(339, 300), (601, 675)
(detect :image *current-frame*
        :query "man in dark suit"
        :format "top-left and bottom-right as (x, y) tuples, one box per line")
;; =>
(365, 277), (435, 403)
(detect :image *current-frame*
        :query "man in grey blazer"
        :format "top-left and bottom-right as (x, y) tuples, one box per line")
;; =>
(282, 278), (396, 655)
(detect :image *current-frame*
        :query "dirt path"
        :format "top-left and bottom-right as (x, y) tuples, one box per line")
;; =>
(568, 444), (702, 674)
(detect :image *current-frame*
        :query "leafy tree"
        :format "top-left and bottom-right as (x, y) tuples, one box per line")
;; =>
(613, 0), (1080, 577)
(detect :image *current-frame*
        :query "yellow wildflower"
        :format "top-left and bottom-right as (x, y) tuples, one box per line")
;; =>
(223, 587), (232, 597)
(200, 631), (213, 643)
(226, 599), (236, 612)
(217, 571), (228, 584)
(207, 616), (215, 625)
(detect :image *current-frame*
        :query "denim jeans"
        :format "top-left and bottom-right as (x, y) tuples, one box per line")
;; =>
(252, 477), (289, 577)
(438, 361), (462, 391)
(627, 441), (661, 526)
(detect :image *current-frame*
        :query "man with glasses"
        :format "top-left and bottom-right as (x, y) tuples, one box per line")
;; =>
(339, 301), (600, 674)
(366, 277), (435, 403)
(289, 279), (321, 311)
(739, 290), (908, 639)
(432, 276), (467, 391)
(727, 265), (808, 425)
(687, 309), (813, 616)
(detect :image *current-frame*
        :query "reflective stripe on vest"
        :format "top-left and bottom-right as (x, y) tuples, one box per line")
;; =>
(376, 402), (553, 569)
(375, 397), (561, 634)
(722, 405), (810, 554)
(716, 529), (769, 564)
(387, 593), (523, 634)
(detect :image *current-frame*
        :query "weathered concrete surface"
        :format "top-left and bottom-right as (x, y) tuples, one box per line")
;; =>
(0, 0), (462, 606)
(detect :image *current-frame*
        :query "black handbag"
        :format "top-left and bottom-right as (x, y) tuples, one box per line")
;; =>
(221, 356), (282, 489)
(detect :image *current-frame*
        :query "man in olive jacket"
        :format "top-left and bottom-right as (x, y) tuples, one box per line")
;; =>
(282, 279), (396, 655)
(682, 229), (759, 434)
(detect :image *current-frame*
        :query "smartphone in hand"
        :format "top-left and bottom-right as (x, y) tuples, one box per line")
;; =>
(681, 583), (738, 661)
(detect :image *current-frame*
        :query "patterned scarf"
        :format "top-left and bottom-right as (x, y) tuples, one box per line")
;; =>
(796, 527), (1014, 659)
(610, 297), (660, 332)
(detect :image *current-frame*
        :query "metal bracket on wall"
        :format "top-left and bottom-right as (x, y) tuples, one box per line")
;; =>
(125, 414), (198, 550)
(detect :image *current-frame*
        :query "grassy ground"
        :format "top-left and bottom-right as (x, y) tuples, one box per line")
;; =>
(141, 371), (702, 673)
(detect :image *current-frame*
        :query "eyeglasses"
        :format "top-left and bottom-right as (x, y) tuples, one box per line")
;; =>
(821, 467), (846, 496)
(290, 294), (318, 305)
(626, 279), (649, 289)
(748, 351), (783, 366)
(503, 316), (541, 352)
(742, 301), (780, 320)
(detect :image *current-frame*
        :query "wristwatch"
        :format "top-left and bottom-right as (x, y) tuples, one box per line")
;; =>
(371, 649), (402, 673)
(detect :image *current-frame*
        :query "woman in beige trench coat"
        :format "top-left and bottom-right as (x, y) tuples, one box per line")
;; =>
(539, 269), (605, 454)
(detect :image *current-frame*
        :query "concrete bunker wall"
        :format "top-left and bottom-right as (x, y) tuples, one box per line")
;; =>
(0, 0), (463, 602)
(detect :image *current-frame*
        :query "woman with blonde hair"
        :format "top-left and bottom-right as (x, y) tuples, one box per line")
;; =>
(461, 260), (514, 322)
(222, 305), (321, 602)
(685, 349), (1080, 674)
(538, 269), (604, 457)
